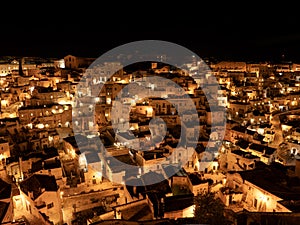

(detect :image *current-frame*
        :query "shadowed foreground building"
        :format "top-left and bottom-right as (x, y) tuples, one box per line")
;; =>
(89, 218), (181, 225)
(0, 178), (14, 224)
(18, 174), (63, 224)
(233, 210), (300, 225)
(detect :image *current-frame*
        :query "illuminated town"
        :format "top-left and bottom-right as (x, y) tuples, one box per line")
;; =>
(1, 54), (300, 225)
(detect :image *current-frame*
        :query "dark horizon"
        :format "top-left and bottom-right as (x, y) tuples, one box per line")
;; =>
(1, 33), (299, 63)
(1, 6), (300, 63)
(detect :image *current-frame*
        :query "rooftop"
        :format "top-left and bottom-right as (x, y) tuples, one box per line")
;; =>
(117, 132), (136, 140)
(43, 158), (62, 170)
(115, 201), (153, 221)
(238, 164), (300, 204)
(235, 139), (251, 149)
(249, 143), (277, 155)
(143, 152), (164, 161)
(232, 126), (247, 133)
(162, 165), (186, 178)
(84, 151), (101, 163)
(164, 194), (194, 212)
(106, 154), (136, 173)
(63, 134), (88, 149)
(231, 149), (260, 159)
(20, 174), (59, 200)
(187, 172), (208, 185)
(142, 171), (172, 195)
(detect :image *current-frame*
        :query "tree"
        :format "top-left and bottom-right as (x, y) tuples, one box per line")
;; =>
(194, 191), (232, 225)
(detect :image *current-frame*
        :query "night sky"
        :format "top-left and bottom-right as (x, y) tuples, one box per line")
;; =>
(1, 3), (300, 62)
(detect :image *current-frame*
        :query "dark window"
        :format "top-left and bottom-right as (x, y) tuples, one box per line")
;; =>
(254, 198), (257, 208)
(47, 202), (54, 209)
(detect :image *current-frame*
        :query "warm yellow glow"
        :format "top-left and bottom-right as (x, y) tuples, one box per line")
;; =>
(1, 99), (8, 107)
(58, 99), (73, 105)
(260, 194), (268, 202)
(106, 97), (111, 104)
(146, 107), (153, 117)
(182, 205), (195, 217)
(0, 153), (5, 161)
(79, 154), (87, 168)
(188, 88), (194, 94)
(95, 172), (102, 179)
(9, 113), (16, 118)
(70, 149), (76, 158)
(36, 123), (44, 129)
(29, 86), (34, 94)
